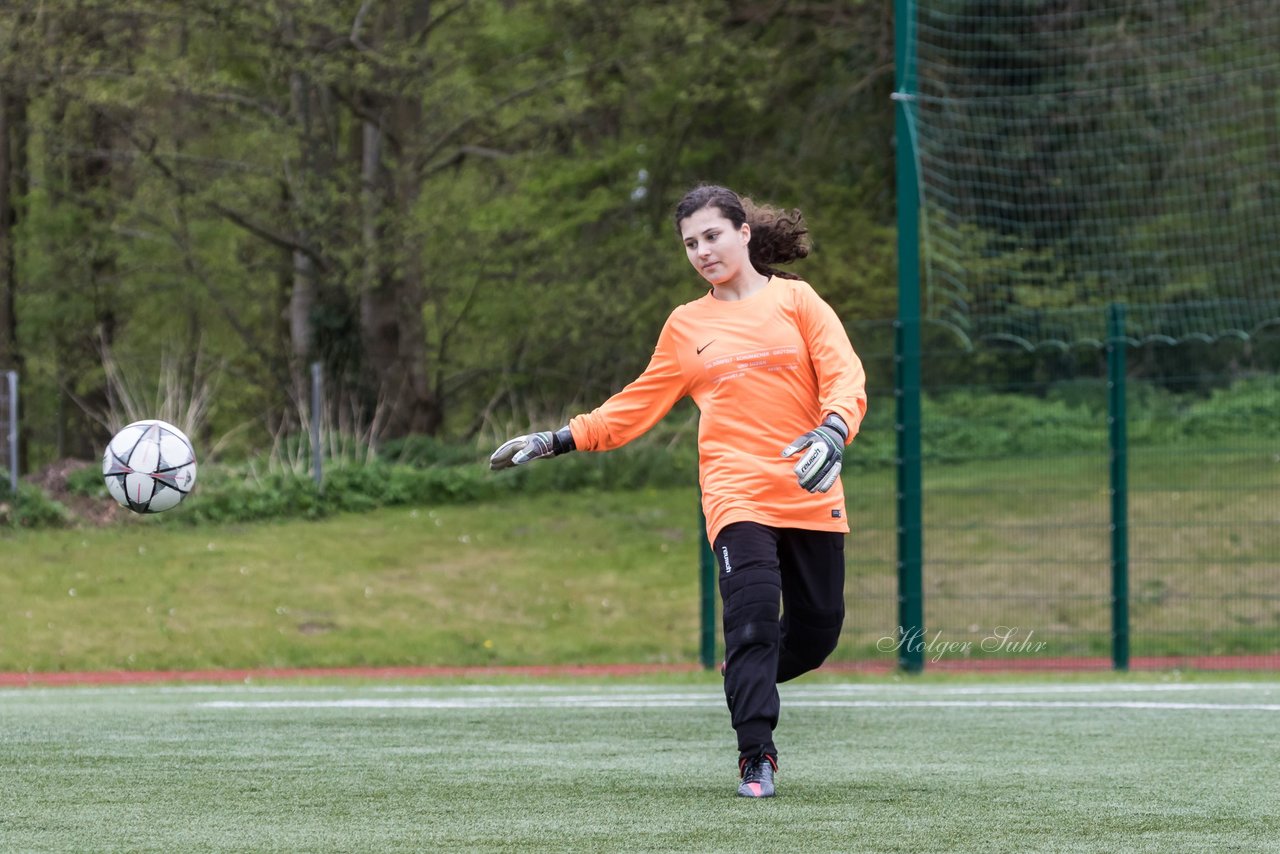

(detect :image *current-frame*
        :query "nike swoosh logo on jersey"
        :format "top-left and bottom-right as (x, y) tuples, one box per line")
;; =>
(697, 339), (716, 355)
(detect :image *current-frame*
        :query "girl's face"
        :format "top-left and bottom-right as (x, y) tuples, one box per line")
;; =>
(679, 207), (752, 286)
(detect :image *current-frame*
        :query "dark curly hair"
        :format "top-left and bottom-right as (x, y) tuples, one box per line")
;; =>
(673, 185), (810, 280)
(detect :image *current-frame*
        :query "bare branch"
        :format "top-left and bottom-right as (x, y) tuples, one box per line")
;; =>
(175, 86), (286, 122)
(422, 144), (511, 176)
(349, 0), (374, 51)
(846, 62), (895, 98)
(411, 0), (468, 47)
(415, 65), (587, 172)
(83, 98), (325, 265)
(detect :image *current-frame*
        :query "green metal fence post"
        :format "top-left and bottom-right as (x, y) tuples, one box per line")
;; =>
(894, 0), (925, 673)
(1107, 304), (1130, 671)
(698, 505), (717, 670)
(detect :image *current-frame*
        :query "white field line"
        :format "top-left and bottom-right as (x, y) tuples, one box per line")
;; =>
(198, 693), (1280, 712)
(6, 681), (1280, 704)
(15, 679), (1277, 699)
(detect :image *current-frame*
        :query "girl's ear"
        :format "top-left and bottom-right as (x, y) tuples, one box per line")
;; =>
(740, 222), (752, 245)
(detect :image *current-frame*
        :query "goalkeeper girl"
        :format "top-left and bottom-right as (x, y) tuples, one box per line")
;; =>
(490, 184), (867, 799)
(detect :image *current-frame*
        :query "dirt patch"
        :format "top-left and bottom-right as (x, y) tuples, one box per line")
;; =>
(26, 458), (126, 526)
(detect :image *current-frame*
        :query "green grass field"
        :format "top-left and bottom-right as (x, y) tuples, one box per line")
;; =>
(3, 675), (1279, 852)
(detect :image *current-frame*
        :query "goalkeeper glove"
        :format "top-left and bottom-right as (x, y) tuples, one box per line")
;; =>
(780, 413), (849, 493)
(489, 426), (575, 471)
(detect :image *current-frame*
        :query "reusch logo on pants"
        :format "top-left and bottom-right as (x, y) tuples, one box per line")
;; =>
(721, 546), (732, 574)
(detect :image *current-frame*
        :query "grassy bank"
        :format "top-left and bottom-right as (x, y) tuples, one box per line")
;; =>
(0, 489), (703, 672)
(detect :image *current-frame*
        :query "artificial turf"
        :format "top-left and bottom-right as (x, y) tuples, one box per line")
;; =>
(2, 676), (1278, 852)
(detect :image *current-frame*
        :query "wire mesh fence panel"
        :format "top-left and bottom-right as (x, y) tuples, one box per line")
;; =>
(914, 339), (1113, 663)
(836, 320), (901, 663)
(838, 321), (1280, 667)
(1125, 337), (1280, 662)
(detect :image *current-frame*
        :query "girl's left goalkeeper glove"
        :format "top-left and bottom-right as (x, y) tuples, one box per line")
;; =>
(780, 413), (849, 493)
(489, 426), (575, 471)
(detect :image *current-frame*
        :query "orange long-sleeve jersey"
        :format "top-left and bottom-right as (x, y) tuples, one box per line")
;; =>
(569, 276), (867, 542)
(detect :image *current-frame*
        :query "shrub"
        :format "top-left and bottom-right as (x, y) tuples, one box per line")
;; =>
(0, 478), (71, 528)
(1177, 376), (1280, 440)
(379, 435), (484, 468)
(65, 464), (107, 498)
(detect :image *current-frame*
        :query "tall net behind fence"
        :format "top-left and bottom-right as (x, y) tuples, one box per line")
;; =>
(838, 321), (900, 663)
(914, 0), (1280, 348)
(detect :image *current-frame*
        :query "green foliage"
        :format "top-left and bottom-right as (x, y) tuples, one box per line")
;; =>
(116, 433), (692, 527)
(848, 387), (1105, 469)
(1171, 376), (1280, 440)
(1, 0), (898, 467)
(0, 477), (70, 528)
(20, 372), (1280, 529)
(507, 438), (698, 494)
(852, 373), (1280, 469)
(922, 390), (1105, 461)
(379, 435), (486, 468)
(65, 464), (106, 498)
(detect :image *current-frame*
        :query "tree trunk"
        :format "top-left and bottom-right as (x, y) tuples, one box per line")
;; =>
(0, 82), (27, 475)
(76, 106), (121, 453)
(355, 1), (440, 439)
(284, 13), (316, 396)
(0, 83), (23, 374)
(287, 90), (317, 405)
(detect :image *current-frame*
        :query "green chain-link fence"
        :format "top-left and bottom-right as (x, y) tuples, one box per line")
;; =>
(833, 315), (1280, 669)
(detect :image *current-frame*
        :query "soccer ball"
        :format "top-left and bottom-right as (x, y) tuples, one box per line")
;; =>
(102, 420), (198, 514)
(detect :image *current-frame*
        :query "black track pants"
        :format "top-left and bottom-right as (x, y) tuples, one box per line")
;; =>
(714, 521), (846, 761)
